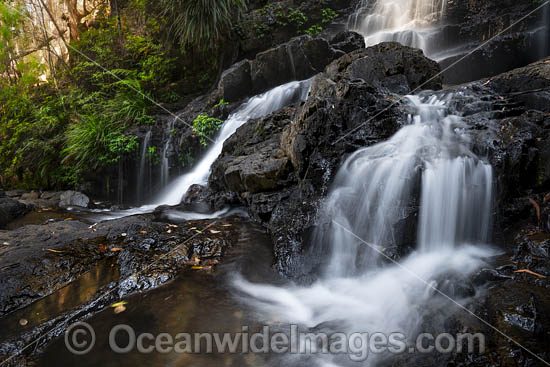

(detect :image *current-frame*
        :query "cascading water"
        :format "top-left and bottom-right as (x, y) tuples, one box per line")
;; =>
(93, 79), (312, 220)
(136, 130), (152, 203)
(350, 0), (448, 57)
(153, 79), (312, 206)
(160, 118), (175, 189)
(234, 93), (494, 366)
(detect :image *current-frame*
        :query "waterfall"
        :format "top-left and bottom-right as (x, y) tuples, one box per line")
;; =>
(350, 0), (448, 56)
(136, 130), (152, 203)
(93, 79), (312, 220)
(160, 118), (175, 189)
(153, 79), (312, 206)
(234, 93), (494, 366)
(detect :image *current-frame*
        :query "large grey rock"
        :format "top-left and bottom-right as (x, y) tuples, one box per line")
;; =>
(214, 32), (366, 104)
(58, 190), (90, 208)
(250, 35), (336, 94)
(215, 59), (252, 103)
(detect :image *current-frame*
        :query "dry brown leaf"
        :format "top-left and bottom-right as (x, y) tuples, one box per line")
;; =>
(139, 230), (147, 234)
(514, 269), (546, 279)
(529, 198), (541, 221)
(99, 244), (107, 251)
(114, 305), (126, 314)
(110, 248), (123, 252)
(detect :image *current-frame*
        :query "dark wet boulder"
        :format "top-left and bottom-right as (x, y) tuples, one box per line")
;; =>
(440, 0), (549, 84)
(329, 31), (366, 54)
(250, 35), (335, 94)
(0, 198), (30, 229)
(214, 32), (366, 104)
(215, 59), (253, 103)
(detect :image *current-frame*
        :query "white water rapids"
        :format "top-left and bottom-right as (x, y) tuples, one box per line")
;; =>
(233, 94), (495, 366)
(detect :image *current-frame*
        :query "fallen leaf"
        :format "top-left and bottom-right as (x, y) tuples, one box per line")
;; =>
(529, 198), (541, 221)
(139, 230), (147, 234)
(114, 305), (126, 314)
(191, 266), (204, 270)
(166, 229), (172, 234)
(537, 138), (542, 142)
(110, 301), (128, 308)
(209, 230), (222, 234)
(221, 224), (232, 227)
(189, 227), (197, 230)
(195, 230), (202, 233)
(64, 218), (73, 221)
(110, 248), (123, 252)
(45, 249), (63, 254)
(514, 269), (546, 279)
(88, 223), (98, 229)
(99, 244), (107, 251)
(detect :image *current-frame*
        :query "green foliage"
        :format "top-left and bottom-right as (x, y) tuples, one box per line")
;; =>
(321, 8), (338, 23)
(305, 24), (323, 37)
(214, 99), (229, 108)
(288, 9), (308, 30)
(63, 114), (138, 175)
(147, 146), (160, 165)
(192, 113), (223, 146)
(157, 0), (247, 49)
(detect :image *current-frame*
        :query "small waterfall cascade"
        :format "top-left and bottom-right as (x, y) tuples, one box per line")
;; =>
(350, 0), (448, 56)
(234, 94), (494, 366)
(136, 130), (152, 203)
(153, 79), (312, 206)
(160, 117), (176, 189)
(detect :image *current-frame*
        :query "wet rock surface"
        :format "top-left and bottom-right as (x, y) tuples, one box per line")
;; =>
(0, 212), (245, 361)
(440, 0), (549, 84)
(209, 42), (442, 277)
(0, 199), (30, 229)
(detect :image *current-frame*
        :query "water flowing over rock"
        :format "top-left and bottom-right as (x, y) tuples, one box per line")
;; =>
(209, 42), (442, 277)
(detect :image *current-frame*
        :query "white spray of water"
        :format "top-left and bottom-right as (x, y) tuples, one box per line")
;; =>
(234, 94), (494, 366)
(350, 0), (448, 56)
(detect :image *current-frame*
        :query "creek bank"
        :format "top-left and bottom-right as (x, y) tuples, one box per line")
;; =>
(0, 213), (246, 361)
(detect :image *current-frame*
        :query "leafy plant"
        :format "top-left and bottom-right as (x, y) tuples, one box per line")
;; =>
(192, 113), (223, 146)
(288, 9), (308, 30)
(321, 8), (338, 23)
(157, 0), (247, 49)
(305, 24), (323, 37)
